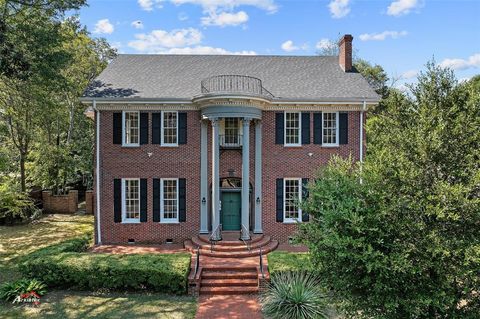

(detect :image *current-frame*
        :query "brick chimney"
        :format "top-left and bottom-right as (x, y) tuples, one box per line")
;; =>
(338, 34), (353, 72)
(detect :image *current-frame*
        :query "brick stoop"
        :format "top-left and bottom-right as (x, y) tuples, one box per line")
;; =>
(186, 232), (274, 296)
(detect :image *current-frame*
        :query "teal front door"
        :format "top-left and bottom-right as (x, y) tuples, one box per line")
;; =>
(221, 192), (241, 231)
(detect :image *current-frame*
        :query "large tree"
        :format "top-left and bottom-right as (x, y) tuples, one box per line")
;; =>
(299, 63), (480, 318)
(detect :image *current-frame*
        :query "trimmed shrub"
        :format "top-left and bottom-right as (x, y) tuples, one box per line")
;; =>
(20, 252), (191, 294)
(267, 252), (313, 275)
(260, 271), (327, 319)
(0, 278), (47, 302)
(21, 234), (92, 261)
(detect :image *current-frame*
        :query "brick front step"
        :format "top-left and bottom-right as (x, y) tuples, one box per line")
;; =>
(201, 279), (258, 287)
(197, 240), (278, 258)
(202, 271), (258, 279)
(200, 286), (259, 295)
(197, 233), (265, 246)
(192, 235), (272, 252)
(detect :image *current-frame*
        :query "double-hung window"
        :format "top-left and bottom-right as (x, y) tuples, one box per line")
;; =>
(122, 178), (140, 223)
(161, 178), (179, 223)
(123, 111), (140, 146)
(162, 111), (178, 146)
(322, 112), (339, 146)
(285, 112), (301, 146)
(284, 178), (302, 223)
(224, 118), (240, 146)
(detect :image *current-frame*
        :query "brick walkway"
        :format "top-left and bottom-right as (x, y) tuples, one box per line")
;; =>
(195, 295), (262, 319)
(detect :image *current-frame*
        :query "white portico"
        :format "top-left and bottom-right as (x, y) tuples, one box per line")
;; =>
(196, 75), (271, 240)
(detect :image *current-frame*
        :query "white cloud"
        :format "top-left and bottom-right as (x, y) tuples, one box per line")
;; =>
(201, 11), (248, 27)
(328, 0), (350, 18)
(387, 0), (422, 16)
(178, 12), (189, 21)
(131, 20), (144, 29)
(315, 38), (335, 50)
(159, 46), (256, 55)
(138, 0), (164, 11)
(401, 69), (418, 79)
(439, 53), (480, 71)
(170, 0), (277, 13)
(128, 28), (203, 52)
(281, 40), (299, 52)
(359, 30), (407, 41)
(93, 19), (114, 34)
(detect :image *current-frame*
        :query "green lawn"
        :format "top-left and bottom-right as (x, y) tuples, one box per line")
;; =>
(267, 251), (313, 274)
(0, 214), (197, 319)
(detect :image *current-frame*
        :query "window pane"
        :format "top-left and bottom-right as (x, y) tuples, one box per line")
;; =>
(163, 179), (178, 220)
(323, 112), (337, 144)
(125, 179), (140, 219)
(285, 113), (300, 145)
(125, 112), (139, 145)
(224, 118), (239, 144)
(163, 112), (177, 144)
(284, 179), (300, 220)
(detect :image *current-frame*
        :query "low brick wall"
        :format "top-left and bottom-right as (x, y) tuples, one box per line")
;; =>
(85, 190), (94, 215)
(42, 190), (78, 214)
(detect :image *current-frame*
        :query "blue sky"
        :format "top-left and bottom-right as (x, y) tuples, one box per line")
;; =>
(78, 0), (480, 88)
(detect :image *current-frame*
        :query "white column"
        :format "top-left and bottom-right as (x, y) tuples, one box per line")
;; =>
(211, 118), (221, 239)
(241, 118), (251, 240)
(199, 120), (208, 233)
(254, 120), (263, 233)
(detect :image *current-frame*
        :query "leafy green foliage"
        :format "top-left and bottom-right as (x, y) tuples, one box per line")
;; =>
(0, 278), (47, 301)
(299, 63), (480, 318)
(267, 252), (313, 275)
(19, 236), (191, 294)
(0, 183), (40, 222)
(260, 271), (327, 319)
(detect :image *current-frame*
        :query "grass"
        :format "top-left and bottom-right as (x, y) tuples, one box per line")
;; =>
(267, 251), (313, 274)
(0, 214), (197, 319)
(0, 214), (93, 284)
(0, 290), (196, 319)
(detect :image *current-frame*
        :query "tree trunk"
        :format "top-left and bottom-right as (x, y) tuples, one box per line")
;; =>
(20, 151), (26, 192)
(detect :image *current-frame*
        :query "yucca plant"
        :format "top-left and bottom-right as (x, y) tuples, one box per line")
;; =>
(0, 278), (47, 302)
(260, 271), (327, 319)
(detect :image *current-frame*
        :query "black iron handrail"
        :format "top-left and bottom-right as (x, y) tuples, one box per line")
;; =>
(201, 75), (274, 99)
(209, 224), (222, 252)
(241, 224), (251, 251)
(259, 247), (265, 279)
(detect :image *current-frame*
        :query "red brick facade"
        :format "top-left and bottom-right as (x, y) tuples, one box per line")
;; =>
(95, 109), (366, 244)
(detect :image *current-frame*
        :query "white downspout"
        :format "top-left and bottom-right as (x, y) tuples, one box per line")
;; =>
(359, 101), (366, 184)
(93, 100), (102, 244)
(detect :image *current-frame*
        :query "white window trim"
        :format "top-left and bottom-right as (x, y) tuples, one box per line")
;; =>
(161, 111), (179, 147)
(160, 178), (180, 224)
(122, 178), (141, 224)
(122, 111), (140, 147)
(322, 111), (339, 147)
(284, 111), (302, 147)
(283, 178), (302, 223)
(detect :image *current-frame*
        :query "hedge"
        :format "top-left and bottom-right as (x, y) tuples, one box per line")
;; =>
(267, 252), (313, 275)
(19, 236), (191, 294)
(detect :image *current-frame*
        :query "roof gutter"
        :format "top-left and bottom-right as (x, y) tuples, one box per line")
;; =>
(93, 100), (102, 245)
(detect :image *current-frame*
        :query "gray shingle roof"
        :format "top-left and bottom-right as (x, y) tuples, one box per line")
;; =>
(83, 54), (380, 101)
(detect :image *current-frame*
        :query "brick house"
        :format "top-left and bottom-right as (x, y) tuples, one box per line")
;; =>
(82, 34), (379, 246)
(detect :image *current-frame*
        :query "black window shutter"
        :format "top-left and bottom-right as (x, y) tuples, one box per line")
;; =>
(276, 178), (284, 222)
(339, 112), (348, 145)
(140, 179), (147, 222)
(301, 112), (310, 144)
(152, 113), (161, 144)
(153, 179), (160, 222)
(313, 112), (322, 144)
(275, 112), (284, 144)
(140, 113), (149, 145)
(179, 178), (186, 222)
(114, 179), (121, 223)
(178, 112), (187, 145)
(302, 178), (310, 222)
(113, 113), (122, 144)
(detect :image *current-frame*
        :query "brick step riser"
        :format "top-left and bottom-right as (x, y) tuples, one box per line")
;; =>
(202, 273), (258, 280)
(202, 267), (257, 272)
(197, 236), (264, 246)
(197, 245), (277, 258)
(192, 238), (272, 252)
(201, 282), (258, 287)
(200, 289), (259, 295)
